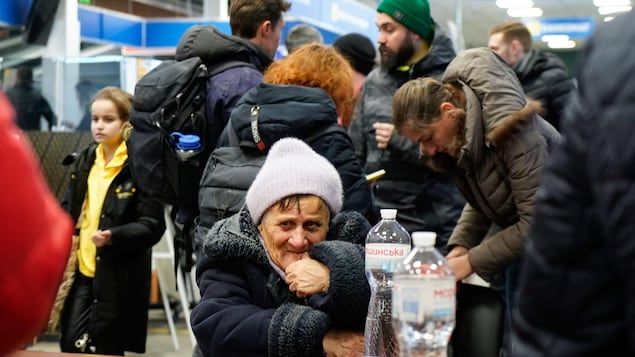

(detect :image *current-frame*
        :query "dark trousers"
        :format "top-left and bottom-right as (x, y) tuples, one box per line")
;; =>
(59, 272), (124, 355)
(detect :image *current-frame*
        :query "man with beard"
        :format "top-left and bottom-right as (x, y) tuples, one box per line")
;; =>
(348, 0), (464, 251)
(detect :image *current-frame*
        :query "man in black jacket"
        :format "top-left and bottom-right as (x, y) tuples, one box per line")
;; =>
(348, 0), (464, 252)
(488, 21), (575, 131)
(5, 66), (56, 131)
(513, 10), (635, 357)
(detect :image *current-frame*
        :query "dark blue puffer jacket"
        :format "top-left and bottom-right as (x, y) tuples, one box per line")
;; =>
(513, 11), (635, 356)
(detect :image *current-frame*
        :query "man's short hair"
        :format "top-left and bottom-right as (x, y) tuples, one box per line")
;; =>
(229, 0), (292, 39)
(489, 21), (532, 52)
(285, 24), (323, 54)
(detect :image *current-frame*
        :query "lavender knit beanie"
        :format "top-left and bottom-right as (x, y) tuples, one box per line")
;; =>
(245, 137), (343, 223)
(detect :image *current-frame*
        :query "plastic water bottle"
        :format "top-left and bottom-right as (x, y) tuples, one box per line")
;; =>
(392, 231), (456, 357)
(364, 209), (412, 357)
(171, 132), (201, 161)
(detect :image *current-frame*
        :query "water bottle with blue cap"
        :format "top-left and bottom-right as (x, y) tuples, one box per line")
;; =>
(171, 132), (201, 161)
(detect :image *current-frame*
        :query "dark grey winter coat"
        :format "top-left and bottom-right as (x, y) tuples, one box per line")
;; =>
(191, 208), (371, 357)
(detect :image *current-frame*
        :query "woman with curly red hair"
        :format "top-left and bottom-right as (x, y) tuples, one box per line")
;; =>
(215, 43), (377, 224)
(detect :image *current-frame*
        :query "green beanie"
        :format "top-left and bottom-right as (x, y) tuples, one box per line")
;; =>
(377, 0), (435, 44)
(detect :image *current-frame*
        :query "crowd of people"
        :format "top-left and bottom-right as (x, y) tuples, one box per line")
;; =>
(2, 0), (634, 356)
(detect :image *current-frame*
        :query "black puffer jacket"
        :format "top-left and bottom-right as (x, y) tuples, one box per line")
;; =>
(61, 143), (165, 353)
(514, 49), (575, 131)
(217, 83), (376, 222)
(348, 24), (464, 248)
(513, 11), (635, 356)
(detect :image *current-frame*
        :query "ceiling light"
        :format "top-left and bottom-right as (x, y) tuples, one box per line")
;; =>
(598, 5), (632, 14)
(541, 34), (570, 42)
(604, 16), (616, 21)
(507, 7), (543, 17)
(496, 0), (534, 8)
(593, 0), (630, 6)
(548, 40), (576, 49)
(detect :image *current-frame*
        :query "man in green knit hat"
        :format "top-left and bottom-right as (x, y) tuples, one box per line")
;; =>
(348, 0), (463, 251)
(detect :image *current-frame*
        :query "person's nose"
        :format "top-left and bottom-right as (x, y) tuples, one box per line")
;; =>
(421, 142), (437, 157)
(377, 32), (387, 45)
(288, 229), (309, 249)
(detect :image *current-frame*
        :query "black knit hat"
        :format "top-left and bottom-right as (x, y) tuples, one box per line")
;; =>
(333, 33), (376, 76)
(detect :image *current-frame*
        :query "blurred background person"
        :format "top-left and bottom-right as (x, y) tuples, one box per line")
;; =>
(333, 32), (377, 117)
(284, 23), (323, 55)
(513, 10), (635, 357)
(73, 80), (99, 132)
(488, 21), (575, 132)
(5, 65), (56, 131)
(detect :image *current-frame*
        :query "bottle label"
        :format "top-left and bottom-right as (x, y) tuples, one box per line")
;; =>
(365, 243), (411, 272)
(392, 278), (456, 324)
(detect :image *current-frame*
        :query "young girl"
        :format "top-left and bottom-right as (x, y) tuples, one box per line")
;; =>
(58, 86), (164, 355)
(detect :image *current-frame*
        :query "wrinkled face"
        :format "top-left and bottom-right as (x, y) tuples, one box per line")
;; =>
(488, 32), (515, 66)
(376, 12), (416, 70)
(258, 195), (330, 271)
(400, 108), (460, 158)
(91, 99), (124, 147)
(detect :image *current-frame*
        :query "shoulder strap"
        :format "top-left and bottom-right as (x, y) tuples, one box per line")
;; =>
(226, 118), (240, 147)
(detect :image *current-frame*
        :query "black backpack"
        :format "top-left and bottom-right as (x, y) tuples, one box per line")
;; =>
(128, 57), (253, 208)
(195, 116), (347, 251)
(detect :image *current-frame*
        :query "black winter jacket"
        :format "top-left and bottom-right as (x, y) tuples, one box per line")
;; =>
(514, 49), (575, 131)
(217, 83), (377, 222)
(61, 143), (165, 353)
(513, 11), (635, 356)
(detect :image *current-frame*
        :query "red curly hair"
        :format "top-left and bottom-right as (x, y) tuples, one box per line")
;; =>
(264, 43), (355, 127)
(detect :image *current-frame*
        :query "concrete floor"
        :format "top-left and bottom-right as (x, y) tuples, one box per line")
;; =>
(26, 308), (195, 357)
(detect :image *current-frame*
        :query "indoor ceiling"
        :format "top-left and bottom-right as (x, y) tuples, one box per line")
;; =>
(427, 0), (627, 50)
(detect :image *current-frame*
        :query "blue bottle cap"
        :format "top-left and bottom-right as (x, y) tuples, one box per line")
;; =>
(171, 132), (201, 150)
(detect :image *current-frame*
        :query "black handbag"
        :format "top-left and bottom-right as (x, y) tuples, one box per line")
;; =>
(449, 282), (504, 357)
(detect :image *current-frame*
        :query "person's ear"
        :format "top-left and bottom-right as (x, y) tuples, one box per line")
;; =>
(440, 101), (455, 112)
(259, 20), (273, 37)
(510, 39), (524, 56)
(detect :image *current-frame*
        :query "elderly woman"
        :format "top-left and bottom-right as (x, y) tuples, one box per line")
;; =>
(391, 48), (560, 355)
(191, 138), (371, 357)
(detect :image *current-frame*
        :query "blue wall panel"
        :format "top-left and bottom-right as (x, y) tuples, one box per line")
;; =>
(0, 0), (32, 26)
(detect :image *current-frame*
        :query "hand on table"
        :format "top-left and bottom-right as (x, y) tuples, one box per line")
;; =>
(446, 246), (473, 281)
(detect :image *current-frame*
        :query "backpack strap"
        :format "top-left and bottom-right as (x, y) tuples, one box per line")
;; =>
(226, 118), (240, 147)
